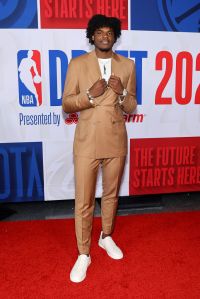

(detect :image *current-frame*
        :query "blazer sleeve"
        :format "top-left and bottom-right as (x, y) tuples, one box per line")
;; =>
(120, 60), (137, 114)
(62, 59), (93, 113)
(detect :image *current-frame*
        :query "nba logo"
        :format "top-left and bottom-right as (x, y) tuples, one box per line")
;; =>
(17, 50), (42, 107)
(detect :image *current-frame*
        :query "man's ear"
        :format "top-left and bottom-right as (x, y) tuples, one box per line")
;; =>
(92, 36), (94, 41)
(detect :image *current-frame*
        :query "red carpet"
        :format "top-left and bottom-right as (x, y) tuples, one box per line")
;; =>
(1, 211), (200, 299)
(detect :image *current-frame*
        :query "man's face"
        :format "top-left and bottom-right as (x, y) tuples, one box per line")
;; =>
(92, 27), (115, 52)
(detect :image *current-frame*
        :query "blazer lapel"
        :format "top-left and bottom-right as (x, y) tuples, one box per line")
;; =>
(87, 50), (101, 82)
(111, 52), (121, 77)
(86, 51), (122, 103)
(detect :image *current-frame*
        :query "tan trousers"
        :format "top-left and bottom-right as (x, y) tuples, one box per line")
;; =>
(74, 156), (126, 255)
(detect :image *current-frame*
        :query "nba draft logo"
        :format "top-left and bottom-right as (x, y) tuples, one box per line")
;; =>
(17, 50), (42, 107)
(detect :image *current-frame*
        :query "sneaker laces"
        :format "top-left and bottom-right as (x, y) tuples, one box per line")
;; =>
(76, 255), (89, 271)
(104, 236), (118, 250)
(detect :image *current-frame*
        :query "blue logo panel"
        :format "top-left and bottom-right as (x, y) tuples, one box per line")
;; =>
(0, 0), (38, 28)
(158, 0), (200, 32)
(131, 0), (200, 32)
(0, 142), (44, 202)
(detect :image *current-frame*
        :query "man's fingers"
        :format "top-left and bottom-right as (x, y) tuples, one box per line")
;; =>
(108, 80), (117, 87)
(98, 78), (106, 84)
(109, 77), (120, 84)
(108, 76), (116, 82)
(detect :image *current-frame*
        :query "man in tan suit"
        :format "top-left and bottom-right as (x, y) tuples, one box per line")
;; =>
(62, 14), (137, 283)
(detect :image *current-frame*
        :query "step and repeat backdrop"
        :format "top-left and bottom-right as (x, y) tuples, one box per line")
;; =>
(0, 0), (199, 202)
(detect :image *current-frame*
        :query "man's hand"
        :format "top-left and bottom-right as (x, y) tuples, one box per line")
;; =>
(108, 74), (124, 95)
(89, 78), (107, 98)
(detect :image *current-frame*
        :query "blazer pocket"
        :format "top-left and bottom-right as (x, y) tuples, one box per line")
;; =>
(112, 117), (127, 149)
(112, 117), (126, 134)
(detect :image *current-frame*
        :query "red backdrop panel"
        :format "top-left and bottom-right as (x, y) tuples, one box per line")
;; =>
(129, 137), (200, 195)
(40, 0), (128, 29)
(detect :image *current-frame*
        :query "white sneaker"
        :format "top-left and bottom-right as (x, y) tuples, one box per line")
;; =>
(98, 231), (123, 260)
(70, 254), (91, 283)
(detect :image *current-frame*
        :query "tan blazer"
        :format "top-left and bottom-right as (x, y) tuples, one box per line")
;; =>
(62, 50), (137, 159)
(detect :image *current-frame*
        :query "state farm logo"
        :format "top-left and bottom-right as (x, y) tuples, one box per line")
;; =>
(65, 113), (144, 125)
(124, 113), (144, 123)
(65, 113), (78, 124)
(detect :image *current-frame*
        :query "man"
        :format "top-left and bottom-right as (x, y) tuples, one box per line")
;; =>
(62, 14), (137, 283)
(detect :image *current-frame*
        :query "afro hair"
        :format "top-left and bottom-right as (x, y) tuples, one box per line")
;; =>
(86, 14), (121, 45)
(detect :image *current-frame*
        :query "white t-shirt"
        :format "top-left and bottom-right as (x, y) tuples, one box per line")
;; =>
(98, 58), (111, 82)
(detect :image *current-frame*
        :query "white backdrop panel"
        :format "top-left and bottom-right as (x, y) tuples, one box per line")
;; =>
(0, 29), (199, 200)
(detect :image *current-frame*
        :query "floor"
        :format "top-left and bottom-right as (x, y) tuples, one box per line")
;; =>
(0, 192), (200, 222)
